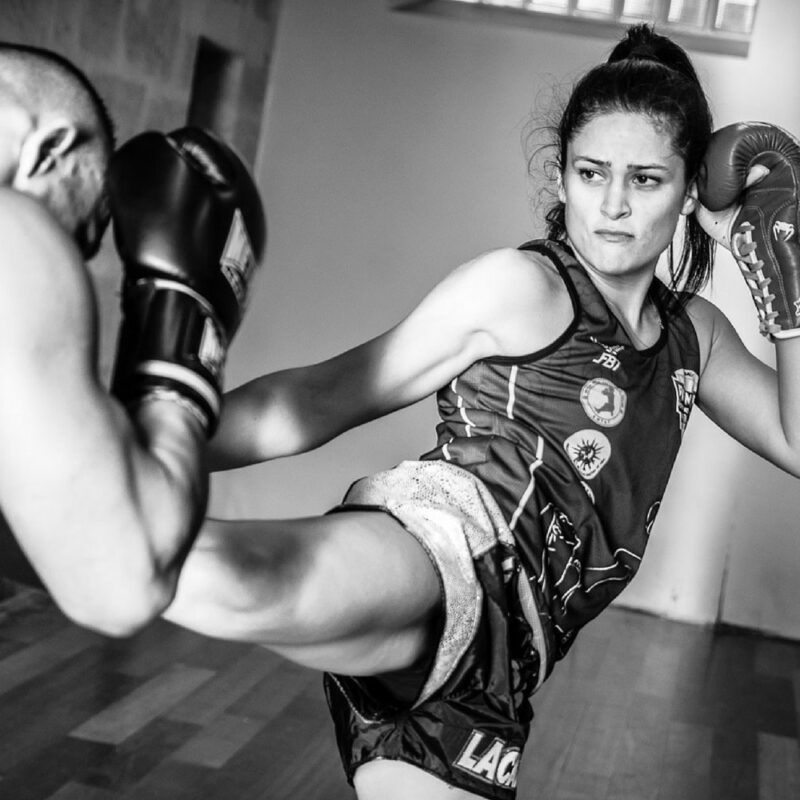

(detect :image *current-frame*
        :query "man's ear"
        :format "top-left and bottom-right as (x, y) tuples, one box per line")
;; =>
(15, 117), (78, 183)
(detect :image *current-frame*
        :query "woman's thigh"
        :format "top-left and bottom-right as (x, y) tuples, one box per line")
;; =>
(164, 509), (443, 675)
(354, 760), (486, 800)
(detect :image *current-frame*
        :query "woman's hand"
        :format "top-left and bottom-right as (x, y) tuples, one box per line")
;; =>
(692, 163), (770, 251)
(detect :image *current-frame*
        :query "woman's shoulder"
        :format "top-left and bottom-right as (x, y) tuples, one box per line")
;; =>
(446, 244), (574, 357)
(683, 293), (728, 334)
(682, 293), (737, 374)
(454, 243), (568, 298)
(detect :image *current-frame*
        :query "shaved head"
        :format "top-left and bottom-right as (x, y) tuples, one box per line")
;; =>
(0, 43), (115, 257)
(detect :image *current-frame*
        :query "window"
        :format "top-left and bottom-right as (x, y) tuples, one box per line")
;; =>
(576, 0), (616, 14)
(391, 0), (760, 56)
(622, 0), (658, 17)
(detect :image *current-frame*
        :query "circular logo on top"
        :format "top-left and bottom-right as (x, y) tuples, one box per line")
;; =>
(564, 429), (611, 480)
(580, 377), (626, 427)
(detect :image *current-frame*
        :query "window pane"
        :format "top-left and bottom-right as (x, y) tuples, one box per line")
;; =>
(576, 0), (615, 14)
(715, 0), (758, 34)
(667, 0), (708, 27)
(527, 0), (570, 12)
(622, 0), (658, 18)
(481, 0), (527, 7)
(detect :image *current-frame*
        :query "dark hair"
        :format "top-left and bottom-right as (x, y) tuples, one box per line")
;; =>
(542, 25), (715, 304)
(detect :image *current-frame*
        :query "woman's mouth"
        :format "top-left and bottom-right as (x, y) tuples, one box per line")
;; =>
(595, 229), (634, 243)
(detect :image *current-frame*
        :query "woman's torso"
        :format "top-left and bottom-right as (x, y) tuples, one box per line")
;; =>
(421, 239), (701, 660)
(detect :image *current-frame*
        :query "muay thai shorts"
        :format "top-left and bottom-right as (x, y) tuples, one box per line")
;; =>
(324, 459), (551, 800)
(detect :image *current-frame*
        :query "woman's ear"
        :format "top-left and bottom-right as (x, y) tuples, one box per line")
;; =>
(681, 180), (697, 216)
(15, 117), (78, 184)
(557, 170), (566, 204)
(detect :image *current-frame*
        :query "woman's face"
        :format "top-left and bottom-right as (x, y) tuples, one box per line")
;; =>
(560, 111), (695, 285)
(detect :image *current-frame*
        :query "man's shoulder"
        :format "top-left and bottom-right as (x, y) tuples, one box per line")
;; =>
(0, 187), (46, 218)
(0, 190), (76, 260)
(0, 190), (85, 298)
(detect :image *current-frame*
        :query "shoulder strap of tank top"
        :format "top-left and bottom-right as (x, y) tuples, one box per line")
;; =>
(517, 238), (604, 316)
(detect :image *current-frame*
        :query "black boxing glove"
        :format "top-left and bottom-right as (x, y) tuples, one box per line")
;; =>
(697, 122), (800, 339)
(108, 127), (266, 433)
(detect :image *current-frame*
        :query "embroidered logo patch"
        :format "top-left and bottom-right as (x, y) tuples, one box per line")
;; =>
(590, 337), (625, 372)
(564, 429), (611, 479)
(580, 377), (626, 427)
(671, 369), (699, 434)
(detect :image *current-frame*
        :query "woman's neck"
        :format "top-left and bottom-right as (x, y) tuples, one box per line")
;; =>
(567, 241), (661, 348)
(603, 287), (662, 350)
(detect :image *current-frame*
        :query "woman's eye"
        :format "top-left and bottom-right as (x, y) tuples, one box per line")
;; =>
(633, 174), (660, 186)
(579, 168), (599, 181)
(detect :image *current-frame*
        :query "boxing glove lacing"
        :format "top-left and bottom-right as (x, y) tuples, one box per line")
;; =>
(732, 222), (781, 337)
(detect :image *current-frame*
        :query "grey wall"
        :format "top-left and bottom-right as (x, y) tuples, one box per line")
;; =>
(3, 0), (799, 638)
(215, 0), (800, 638)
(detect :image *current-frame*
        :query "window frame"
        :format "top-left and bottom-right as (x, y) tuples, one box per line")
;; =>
(390, 0), (758, 57)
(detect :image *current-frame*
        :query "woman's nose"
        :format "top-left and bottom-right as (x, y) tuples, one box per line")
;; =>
(601, 180), (631, 220)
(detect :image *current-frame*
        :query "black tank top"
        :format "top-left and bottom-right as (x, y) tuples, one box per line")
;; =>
(421, 239), (701, 660)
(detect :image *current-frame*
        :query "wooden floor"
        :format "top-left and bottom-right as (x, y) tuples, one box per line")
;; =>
(0, 591), (798, 800)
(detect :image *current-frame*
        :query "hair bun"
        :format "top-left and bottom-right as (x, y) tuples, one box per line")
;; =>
(608, 23), (661, 63)
(625, 43), (660, 62)
(607, 23), (701, 86)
